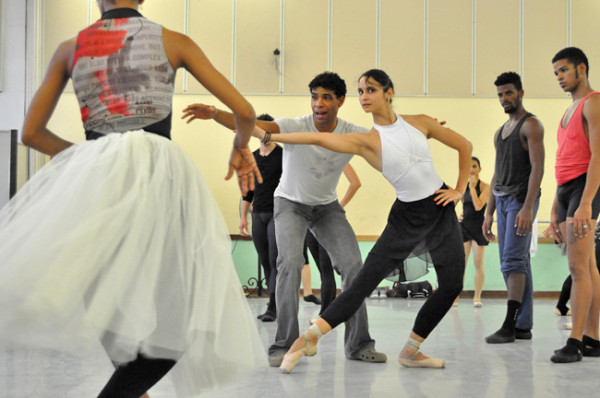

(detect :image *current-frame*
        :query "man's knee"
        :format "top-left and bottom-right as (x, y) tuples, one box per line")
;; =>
(501, 260), (529, 275)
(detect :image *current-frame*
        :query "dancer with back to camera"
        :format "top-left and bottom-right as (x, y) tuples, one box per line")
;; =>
(0, 1), (266, 397)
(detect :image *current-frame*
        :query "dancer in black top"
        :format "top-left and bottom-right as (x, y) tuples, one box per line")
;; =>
(455, 156), (490, 307)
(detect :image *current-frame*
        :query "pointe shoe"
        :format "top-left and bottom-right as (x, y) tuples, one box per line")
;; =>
(279, 333), (318, 374)
(398, 351), (445, 368)
(473, 301), (482, 308)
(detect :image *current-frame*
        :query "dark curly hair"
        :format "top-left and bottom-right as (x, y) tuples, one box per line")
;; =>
(494, 72), (522, 91)
(308, 72), (347, 99)
(552, 47), (589, 77)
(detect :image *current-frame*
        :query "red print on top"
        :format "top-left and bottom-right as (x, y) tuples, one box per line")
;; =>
(94, 69), (132, 117)
(72, 19), (128, 68)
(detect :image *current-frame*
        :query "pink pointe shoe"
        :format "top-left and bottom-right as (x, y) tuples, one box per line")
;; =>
(280, 330), (319, 373)
(398, 351), (445, 369)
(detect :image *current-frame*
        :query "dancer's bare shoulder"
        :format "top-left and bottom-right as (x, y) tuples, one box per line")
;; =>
(400, 114), (442, 137)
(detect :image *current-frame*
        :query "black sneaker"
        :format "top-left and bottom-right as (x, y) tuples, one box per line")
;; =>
(551, 342), (582, 363)
(304, 294), (322, 305)
(583, 345), (600, 357)
(515, 328), (532, 340)
(485, 328), (515, 344)
(261, 310), (276, 322)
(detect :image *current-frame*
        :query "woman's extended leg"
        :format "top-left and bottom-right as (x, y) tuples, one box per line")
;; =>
(454, 241), (472, 306)
(280, 251), (399, 373)
(400, 231), (464, 368)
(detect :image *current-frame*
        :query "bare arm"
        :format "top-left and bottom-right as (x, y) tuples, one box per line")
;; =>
(515, 117), (545, 235)
(239, 199), (251, 236)
(548, 193), (565, 244)
(163, 29), (261, 194)
(483, 174), (498, 241)
(416, 115), (472, 206)
(269, 130), (382, 170)
(164, 30), (255, 146)
(573, 94), (600, 238)
(339, 164), (361, 207)
(483, 127), (501, 242)
(21, 39), (75, 156)
(470, 181), (490, 211)
(182, 104), (281, 135)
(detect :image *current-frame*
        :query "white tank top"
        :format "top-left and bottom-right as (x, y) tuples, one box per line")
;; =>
(377, 115), (443, 202)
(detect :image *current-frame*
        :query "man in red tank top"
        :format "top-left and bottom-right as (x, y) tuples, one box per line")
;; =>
(549, 47), (600, 363)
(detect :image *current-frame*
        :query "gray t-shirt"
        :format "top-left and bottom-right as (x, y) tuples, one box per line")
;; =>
(274, 114), (369, 205)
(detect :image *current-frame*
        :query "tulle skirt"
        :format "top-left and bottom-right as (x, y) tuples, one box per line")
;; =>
(0, 131), (266, 396)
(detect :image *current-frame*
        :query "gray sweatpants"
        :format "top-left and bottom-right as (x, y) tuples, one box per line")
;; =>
(268, 197), (375, 359)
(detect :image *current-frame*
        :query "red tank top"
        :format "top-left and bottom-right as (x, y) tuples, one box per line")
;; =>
(555, 91), (599, 185)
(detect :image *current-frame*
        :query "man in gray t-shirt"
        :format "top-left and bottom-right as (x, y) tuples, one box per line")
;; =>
(183, 72), (385, 367)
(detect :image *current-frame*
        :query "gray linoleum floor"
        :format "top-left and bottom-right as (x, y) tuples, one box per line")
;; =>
(0, 297), (595, 397)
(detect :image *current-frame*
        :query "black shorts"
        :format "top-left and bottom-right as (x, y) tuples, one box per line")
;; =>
(556, 173), (600, 223)
(460, 220), (489, 246)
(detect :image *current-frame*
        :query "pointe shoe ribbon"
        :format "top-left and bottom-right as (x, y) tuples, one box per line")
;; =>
(280, 332), (318, 373)
(398, 350), (445, 368)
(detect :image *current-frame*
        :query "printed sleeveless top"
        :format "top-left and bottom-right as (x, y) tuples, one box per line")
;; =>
(378, 115), (443, 202)
(72, 10), (175, 139)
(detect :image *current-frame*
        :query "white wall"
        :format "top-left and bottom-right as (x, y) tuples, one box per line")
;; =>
(0, 0), (26, 131)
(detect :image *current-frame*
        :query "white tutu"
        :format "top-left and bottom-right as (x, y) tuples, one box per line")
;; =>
(0, 131), (266, 396)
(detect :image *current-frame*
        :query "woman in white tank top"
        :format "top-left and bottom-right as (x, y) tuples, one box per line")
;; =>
(265, 69), (472, 372)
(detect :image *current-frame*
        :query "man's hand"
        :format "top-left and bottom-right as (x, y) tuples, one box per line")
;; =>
(482, 214), (495, 241)
(570, 204), (592, 239)
(182, 104), (217, 123)
(514, 206), (534, 236)
(225, 147), (263, 195)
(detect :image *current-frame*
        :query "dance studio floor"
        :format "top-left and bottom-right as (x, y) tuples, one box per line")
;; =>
(0, 297), (596, 397)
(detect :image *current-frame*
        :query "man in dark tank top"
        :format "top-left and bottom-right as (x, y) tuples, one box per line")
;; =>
(482, 72), (545, 344)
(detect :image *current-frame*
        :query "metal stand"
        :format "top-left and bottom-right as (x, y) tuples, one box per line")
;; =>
(243, 257), (267, 297)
